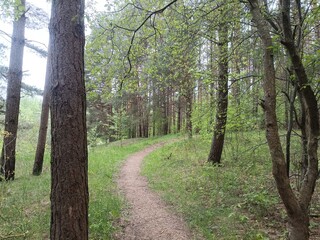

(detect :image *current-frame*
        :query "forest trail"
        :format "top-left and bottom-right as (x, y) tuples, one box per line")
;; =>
(115, 143), (196, 240)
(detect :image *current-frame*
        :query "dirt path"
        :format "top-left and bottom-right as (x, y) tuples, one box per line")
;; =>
(116, 143), (195, 240)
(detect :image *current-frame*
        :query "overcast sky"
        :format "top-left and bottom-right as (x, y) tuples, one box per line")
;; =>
(0, 0), (107, 91)
(24, 0), (50, 90)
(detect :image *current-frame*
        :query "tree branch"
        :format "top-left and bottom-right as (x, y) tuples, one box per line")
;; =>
(118, 0), (178, 90)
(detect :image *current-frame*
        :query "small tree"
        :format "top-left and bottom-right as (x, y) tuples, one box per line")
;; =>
(208, 21), (229, 164)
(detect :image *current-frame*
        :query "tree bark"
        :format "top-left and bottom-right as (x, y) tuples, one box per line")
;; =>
(296, 91), (308, 181)
(32, 43), (51, 176)
(285, 76), (297, 177)
(177, 95), (182, 132)
(246, 0), (319, 239)
(280, 2), (319, 238)
(208, 24), (229, 164)
(49, 0), (88, 239)
(0, 0), (26, 180)
(185, 87), (193, 139)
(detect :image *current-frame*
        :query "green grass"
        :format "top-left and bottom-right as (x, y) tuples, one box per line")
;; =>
(1, 125), (319, 239)
(0, 133), (177, 240)
(88, 135), (176, 239)
(142, 131), (288, 239)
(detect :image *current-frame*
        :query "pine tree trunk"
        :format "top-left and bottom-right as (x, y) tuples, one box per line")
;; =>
(49, 0), (88, 238)
(185, 89), (193, 139)
(177, 95), (182, 132)
(33, 43), (51, 176)
(0, 0), (26, 180)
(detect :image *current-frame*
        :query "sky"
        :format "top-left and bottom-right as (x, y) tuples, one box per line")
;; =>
(0, 0), (50, 90)
(23, 0), (50, 90)
(0, 0), (107, 91)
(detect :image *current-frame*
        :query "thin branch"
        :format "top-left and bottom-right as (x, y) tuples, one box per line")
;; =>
(119, 0), (178, 90)
(0, 29), (12, 43)
(0, 29), (47, 56)
(105, 2), (149, 14)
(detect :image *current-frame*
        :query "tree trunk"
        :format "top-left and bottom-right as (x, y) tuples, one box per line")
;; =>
(247, 0), (319, 239)
(162, 90), (169, 135)
(208, 24), (229, 164)
(49, 0), (88, 239)
(280, 0), (319, 216)
(177, 95), (182, 132)
(287, 212), (309, 240)
(297, 92), (308, 182)
(185, 88), (193, 139)
(32, 43), (51, 176)
(0, 0), (26, 180)
(285, 77), (297, 177)
(107, 103), (116, 142)
(231, 12), (241, 106)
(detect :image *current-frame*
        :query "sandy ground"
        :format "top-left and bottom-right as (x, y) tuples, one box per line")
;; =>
(115, 143), (197, 240)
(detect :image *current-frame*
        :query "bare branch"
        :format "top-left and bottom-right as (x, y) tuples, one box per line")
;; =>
(118, 0), (178, 90)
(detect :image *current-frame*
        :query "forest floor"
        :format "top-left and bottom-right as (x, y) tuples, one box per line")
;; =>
(114, 143), (200, 240)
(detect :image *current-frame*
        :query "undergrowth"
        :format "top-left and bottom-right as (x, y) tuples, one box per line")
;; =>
(0, 133), (176, 240)
(142, 131), (302, 239)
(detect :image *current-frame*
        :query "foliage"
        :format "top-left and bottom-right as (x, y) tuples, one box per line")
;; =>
(1, 0), (320, 237)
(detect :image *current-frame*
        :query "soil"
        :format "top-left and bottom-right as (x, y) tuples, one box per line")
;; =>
(115, 143), (197, 240)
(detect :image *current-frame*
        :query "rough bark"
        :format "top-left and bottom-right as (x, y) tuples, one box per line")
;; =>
(208, 24), (229, 164)
(49, 0), (88, 239)
(32, 43), (51, 176)
(0, 0), (26, 180)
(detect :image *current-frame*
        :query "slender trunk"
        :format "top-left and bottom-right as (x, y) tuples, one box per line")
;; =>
(296, 92), (308, 182)
(0, 0), (26, 180)
(209, 37), (215, 127)
(33, 43), (51, 176)
(171, 91), (176, 133)
(107, 104), (116, 142)
(247, 0), (319, 239)
(285, 80), (297, 177)
(162, 90), (168, 135)
(185, 88), (193, 139)
(177, 95), (182, 132)
(168, 87), (173, 134)
(208, 24), (228, 164)
(232, 15), (241, 106)
(280, 0), (319, 215)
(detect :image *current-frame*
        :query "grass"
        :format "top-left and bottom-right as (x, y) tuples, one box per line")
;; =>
(0, 132), (177, 240)
(1, 124), (319, 239)
(142, 131), (319, 239)
(88, 135), (176, 239)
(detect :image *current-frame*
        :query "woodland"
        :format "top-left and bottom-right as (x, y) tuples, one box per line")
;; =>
(0, 0), (319, 239)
